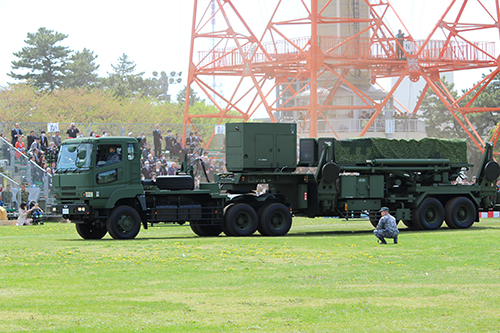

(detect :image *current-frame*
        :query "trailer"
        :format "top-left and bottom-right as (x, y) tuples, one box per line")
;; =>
(51, 122), (500, 239)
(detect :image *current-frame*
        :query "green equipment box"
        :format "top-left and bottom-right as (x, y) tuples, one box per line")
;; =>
(226, 123), (297, 172)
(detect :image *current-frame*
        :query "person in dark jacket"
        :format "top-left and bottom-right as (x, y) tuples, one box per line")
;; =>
(153, 124), (162, 159)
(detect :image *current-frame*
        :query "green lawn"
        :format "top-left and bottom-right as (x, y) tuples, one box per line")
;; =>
(1, 218), (499, 332)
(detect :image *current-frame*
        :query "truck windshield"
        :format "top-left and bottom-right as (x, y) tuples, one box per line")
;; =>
(56, 143), (93, 172)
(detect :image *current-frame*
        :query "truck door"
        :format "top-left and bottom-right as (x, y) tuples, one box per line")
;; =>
(94, 144), (126, 200)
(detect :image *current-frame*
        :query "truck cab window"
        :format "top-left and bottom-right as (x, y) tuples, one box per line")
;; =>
(97, 145), (122, 167)
(127, 143), (135, 161)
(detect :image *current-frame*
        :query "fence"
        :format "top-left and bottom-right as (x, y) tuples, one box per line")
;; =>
(0, 136), (53, 211)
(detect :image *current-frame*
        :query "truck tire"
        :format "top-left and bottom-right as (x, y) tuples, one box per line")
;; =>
(412, 198), (444, 230)
(106, 206), (141, 239)
(75, 223), (107, 239)
(223, 203), (258, 236)
(445, 197), (476, 229)
(369, 211), (379, 228)
(190, 221), (223, 236)
(258, 203), (292, 236)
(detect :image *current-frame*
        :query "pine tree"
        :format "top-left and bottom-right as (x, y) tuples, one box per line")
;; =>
(9, 27), (71, 91)
(64, 48), (100, 88)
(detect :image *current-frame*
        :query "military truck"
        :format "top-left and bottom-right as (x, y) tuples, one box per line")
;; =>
(51, 122), (500, 239)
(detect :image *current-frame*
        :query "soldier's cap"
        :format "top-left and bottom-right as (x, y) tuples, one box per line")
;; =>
(379, 207), (389, 212)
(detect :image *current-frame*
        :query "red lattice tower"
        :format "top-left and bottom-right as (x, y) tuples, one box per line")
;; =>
(184, 0), (500, 153)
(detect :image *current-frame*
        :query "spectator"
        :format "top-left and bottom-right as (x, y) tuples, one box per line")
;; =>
(66, 123), (80, 139)
(1, 185), (13, 208)
(40, 131), (48, 152)
(173, 138), (183, 160)
(27, 130), (36, 149)
(140, 132), (147, 148)
(185, 132), (195, 149)
(0, 195), (3, 207)
(153, 161), (166, 176)
(11, 123), (23, 146)
(29, 136), (42, 154)
(14, 135), (25, 159)
(102, 131), (108, 137)
(128, 132), (134, 137)
(16, 202), (39, 226)
(153, 124), (162, 159)
(141, 161), (152, 180)
(45, 142), (59, 166)
(142, 143), (151, 160)
(52, 130), (62, 147)
(165, 130), (175, 158)
(19, 183), (29, 204)
(168, 162), (178, 175)
(147, 153), (156, 166)
(175, 133), (182, 146)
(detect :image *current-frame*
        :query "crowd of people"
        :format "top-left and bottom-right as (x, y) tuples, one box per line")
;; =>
(1, 122), (227, 195)
(139, 124), (225, 185)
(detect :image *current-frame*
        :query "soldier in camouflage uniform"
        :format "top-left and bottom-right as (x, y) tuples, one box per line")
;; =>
(374, 207), (399, 244)
(2, 185), (13, 208)
(19, 183), (29, 205)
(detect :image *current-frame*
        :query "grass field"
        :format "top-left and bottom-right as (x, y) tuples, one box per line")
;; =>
(1, 217), (500, 332)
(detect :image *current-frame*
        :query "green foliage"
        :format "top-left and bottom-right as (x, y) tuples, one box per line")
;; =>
(9, 27), (71, 91)
(333, 137), (468, 165)
(419, 75), (500, 175)
(0, 84), (184, 125)
(177, 85), (203, 106)
(420, 78), (463, 138)
(64, 48), (100, 88)
(1, 219), (500, 331)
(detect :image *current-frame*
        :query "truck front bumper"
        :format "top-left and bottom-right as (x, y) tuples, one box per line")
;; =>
(52, 203), (91, 219)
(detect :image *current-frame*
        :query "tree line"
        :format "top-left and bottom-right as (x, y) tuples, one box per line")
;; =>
(2, 27), (212, 125)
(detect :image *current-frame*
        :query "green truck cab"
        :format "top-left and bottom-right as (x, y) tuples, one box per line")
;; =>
(51, 136), (225, 239)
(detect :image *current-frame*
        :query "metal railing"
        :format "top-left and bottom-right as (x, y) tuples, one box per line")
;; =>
(1, 136), (53, 211)
(295, 118), (425, 134)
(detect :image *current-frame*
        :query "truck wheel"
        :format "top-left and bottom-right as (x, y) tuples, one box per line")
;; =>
(224, 203), (258, 236)
(258, 203), (292, 236)
(190, 221), (223, 236)
(106, 206), (141, 239)
(445, 197), (476, 229)
(369, 211), (379, 228)
(75, 223), (107, 239)
(412, 198), (444, 230)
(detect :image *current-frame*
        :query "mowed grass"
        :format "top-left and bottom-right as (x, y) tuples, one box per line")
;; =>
(1, 217), (500, 332)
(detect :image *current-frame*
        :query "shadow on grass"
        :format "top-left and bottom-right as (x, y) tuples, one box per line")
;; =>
(61, 224), (496, 242)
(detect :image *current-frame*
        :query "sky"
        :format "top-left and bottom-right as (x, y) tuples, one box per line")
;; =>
(0, 0), (498, 104)
(0, 0), (193, 98)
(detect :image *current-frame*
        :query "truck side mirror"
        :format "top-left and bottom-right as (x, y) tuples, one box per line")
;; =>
(67, 145), (77, 153)
(77, 149), (87, 160)
(75, 149), (87, 168)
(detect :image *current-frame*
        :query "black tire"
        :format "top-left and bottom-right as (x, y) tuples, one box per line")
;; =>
(258, 203), (292, 236)
(106, 206), (141, 239)
(222, 204), (235, 236)
(190, 221), (223, 236)
(75, 223), (107, 239)
(412, 198), (444, 230)
(224, 203), (258, 236)
(369, 211), (379, 228)
(445, 196), (476, 229)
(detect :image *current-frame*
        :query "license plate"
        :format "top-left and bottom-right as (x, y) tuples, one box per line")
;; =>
(62, 208), (69, 214)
